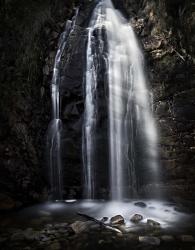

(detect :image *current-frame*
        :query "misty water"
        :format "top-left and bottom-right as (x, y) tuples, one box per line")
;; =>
(83, 0), (159, 200)
(1, 200), (195, 235)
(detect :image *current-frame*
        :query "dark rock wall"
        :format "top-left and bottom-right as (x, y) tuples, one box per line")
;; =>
(0, 0), (195, 208)
(0, 0), (79, 208)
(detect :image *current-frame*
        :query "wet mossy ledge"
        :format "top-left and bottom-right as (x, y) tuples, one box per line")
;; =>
(0, 0), (195, 210)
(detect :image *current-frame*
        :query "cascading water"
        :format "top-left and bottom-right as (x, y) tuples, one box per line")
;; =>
(84, 0), (159, 200)
(47, 10), (78, 200)
(83, 5), (106, 199)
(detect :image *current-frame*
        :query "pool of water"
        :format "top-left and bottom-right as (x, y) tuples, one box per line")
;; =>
(1, 199), (194, 234)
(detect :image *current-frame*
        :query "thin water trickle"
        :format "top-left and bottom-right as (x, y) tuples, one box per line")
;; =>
(47, 9), (79, 200)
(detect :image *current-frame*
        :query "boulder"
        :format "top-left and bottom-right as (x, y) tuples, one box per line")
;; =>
(147, 219), (161, 227)
(130, 214), (143, 223)
(70, 221), (93, 234)
(134, 202), (147, 208)
(101, 217), (109, 223)
(110, 215), (125, 225)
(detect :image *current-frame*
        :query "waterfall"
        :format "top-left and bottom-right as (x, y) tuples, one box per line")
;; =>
(47, 9), (78, 200)
(84, 0), (159, 200)
(83, 4), (106, 199)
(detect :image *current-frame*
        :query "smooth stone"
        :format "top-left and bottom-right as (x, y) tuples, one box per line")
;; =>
(161, 235), (174, 242)
(116, 225), (128, 233)
(90, 224), (100, 230)
(110, 215), (125, 225)
(134, 202), (147, 208)
(130, 214), (143, 223)
(101, 217), (109, 222)
(70, 221), (92, 234)
(147, 219), (161, 227)
(180, 235), (195, 242)
(139, 236), (161, 245)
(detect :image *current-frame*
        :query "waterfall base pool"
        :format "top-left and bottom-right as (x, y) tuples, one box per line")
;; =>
(1, 200), (194, 231)
(0, 200), (195, 249)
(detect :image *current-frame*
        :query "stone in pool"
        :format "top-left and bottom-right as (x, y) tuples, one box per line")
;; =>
(147, 219), (160, 227)
(134, 202), (147, 208)
(101, 217), (109, 222)
(70, 221), (93, 234)
(110, 215), (125, 225)
(130, 214), (143, 223)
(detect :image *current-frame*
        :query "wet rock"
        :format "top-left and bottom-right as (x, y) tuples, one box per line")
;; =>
(101, 217), (109, 222)
(180, 235), (195, 242)
(147, 219), (161, 227)
(70, 221), (92, 234)
(143, 36), (162, 51)
(130, 214), (143, 223)
(151, 49), (168, 59)
(110, 215), (125, 225)
(139, 236), (160, 245)
(161, 235), (174, 242)
(134, 202), (147, 208)
(130, 18), (145, 33)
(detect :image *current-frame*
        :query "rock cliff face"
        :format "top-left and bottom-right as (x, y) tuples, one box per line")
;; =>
(0, 0), (195, 208)
(0, 0), (80, 208)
